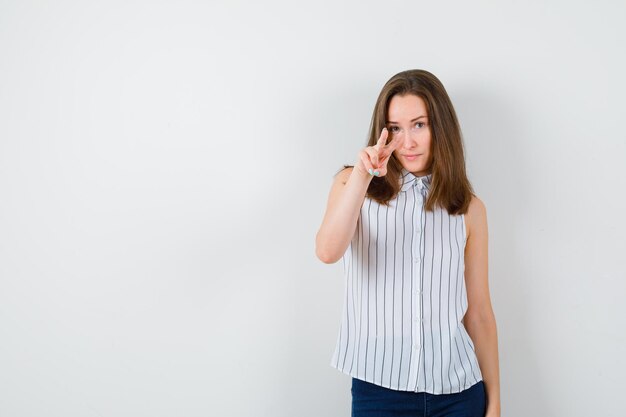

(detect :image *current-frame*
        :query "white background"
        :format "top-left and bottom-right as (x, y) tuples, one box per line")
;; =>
(1, 1), (625, 416)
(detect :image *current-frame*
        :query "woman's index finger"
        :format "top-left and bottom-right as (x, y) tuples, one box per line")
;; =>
(376, 127), (388, 150)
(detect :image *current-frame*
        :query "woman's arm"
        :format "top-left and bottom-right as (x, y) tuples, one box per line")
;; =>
(463, 195), (501, 417)
(315, 166), (372, 264)
(316, 128), (401, 264)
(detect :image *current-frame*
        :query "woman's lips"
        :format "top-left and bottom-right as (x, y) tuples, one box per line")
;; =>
(404, 154), (421, 161)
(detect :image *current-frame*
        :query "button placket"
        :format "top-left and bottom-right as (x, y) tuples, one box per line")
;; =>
(412, 194), (424, 354)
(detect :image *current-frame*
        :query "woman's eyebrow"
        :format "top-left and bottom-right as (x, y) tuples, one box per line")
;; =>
(386, 115), (427, 124)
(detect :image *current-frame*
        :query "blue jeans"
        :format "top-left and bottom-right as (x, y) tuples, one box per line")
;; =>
(351, 378), (486, 417)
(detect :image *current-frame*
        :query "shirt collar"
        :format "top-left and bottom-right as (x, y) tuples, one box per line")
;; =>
(400, 167), (433, 193)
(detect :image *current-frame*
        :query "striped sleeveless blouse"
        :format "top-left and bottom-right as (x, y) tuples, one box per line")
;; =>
(330, 167), (483, 394)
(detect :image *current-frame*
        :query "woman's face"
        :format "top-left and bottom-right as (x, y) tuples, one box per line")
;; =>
(387, 94), (433, 176)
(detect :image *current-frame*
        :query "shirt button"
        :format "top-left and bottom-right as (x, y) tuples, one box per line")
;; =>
(414, 317), (421, 323)
(413, 344), (420, 350)
(413, 257), (420, 263)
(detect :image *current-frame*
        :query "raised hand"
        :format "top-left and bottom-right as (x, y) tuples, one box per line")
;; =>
(356, 127), (403, 177)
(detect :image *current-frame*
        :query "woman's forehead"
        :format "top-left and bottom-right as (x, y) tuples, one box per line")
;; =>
(387, 94), (428, 121)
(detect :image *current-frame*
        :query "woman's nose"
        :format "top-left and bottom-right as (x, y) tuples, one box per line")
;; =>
(402, 131), (418, 148)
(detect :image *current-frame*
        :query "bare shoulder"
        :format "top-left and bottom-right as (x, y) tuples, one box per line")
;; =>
(467, 194), (487, 216)
(324, 167), (354, 201)
(334, 166), (354, 185)
(465, 195), (488, 238)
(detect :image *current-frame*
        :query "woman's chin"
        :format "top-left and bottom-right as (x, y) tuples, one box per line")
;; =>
(400, 161), (432, 176)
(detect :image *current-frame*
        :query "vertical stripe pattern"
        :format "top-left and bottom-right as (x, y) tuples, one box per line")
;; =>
(330, 168), (483, 394)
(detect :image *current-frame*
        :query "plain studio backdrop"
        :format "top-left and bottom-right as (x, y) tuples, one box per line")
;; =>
(1, 1), (625, 416)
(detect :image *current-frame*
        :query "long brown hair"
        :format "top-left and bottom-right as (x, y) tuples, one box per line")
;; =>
(342, 69), (474, 214)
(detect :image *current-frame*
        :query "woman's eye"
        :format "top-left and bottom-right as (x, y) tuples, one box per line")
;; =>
(415, 122), (425, 129)
(388, 126), (400, 133)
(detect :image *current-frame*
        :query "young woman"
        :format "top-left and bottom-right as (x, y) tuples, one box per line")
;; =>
(316, 70), (501, 417)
